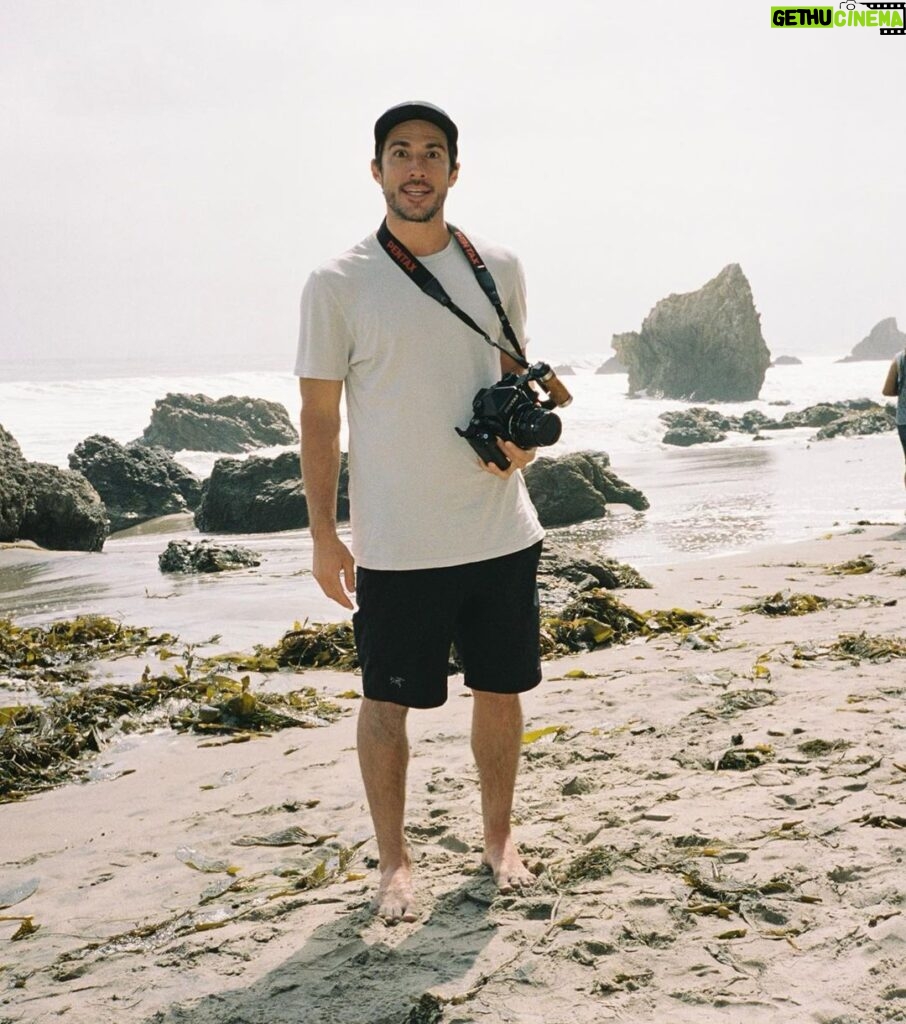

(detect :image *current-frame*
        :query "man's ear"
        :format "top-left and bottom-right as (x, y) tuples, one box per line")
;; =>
(448, 162), (460, 187)
(371, 159), (383, 185)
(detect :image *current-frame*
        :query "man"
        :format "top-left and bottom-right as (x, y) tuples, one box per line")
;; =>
(882, 348), (906, 490)
(295, 102), (545, 923)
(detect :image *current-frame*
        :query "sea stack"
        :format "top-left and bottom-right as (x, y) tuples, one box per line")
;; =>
(839, 317), (906, 363)
(613, 264), (771, 401)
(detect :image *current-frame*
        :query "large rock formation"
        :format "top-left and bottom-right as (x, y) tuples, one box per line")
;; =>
(137, 393), (298, 453)
(839, 317), (906, 363)
(523, 451), (649, 528)
(69, 435), (202, 533)
(1, 425), (108, 551)
(195, 451), (349, 534)
(613, 264), (771, 400)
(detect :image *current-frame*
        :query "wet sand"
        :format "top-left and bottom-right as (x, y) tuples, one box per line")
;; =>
(1, 524), (905, 1024)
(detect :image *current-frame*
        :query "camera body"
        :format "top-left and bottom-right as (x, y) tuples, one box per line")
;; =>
(456, 362), (565, 470)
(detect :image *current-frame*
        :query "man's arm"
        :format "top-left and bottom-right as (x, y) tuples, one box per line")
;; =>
(299, 378), (355, 609)
(882, 358), (900, 397)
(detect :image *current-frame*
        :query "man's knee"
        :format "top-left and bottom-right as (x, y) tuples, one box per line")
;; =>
(472, 690), (522, 714)
(359, 696), (409, 737)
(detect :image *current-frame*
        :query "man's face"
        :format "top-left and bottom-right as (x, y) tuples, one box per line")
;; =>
(371, 120), (459, 224)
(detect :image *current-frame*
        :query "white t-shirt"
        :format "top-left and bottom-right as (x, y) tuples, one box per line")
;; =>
(295, 230), (544, 570)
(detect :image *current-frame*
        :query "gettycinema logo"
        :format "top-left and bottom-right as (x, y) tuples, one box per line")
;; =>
(771, 2), (906, 33)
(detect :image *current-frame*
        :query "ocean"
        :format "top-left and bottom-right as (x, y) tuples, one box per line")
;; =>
(1, 355), (902, 644)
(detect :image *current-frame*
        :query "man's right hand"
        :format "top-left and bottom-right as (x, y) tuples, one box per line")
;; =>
(312, 533), (356, 610)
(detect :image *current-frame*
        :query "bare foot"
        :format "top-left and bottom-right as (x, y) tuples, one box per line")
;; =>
(482, 837), (536, 893)
(373, 864), (418, 924)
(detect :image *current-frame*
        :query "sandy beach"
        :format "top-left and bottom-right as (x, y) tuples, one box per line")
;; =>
(2, 523), (905, 1024)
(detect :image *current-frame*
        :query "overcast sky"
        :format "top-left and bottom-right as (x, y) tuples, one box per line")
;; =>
(1, 0), (904, 374)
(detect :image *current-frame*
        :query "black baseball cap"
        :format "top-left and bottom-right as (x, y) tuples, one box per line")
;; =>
(373, 101), (459, 165)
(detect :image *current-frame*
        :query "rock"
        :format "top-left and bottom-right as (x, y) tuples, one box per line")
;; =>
(656, 399), (894, 446)
(137, 393), (298, 453)
(0, 426), (31, 542)
(839, 317), (906, 362)
(814, 406), (896, 440)
(595, 350), (627, 374)
(737, 410), (776, 433)
(613, 264), (771, 400)
(780, 399), (880, 429)
(662, 425), (727, 447)
(20, 463), (108, 552)
(523, 451), (649, 528)
(660, 408), (730, 446)
(68, 435), (202, 533)
(772, 355), (803, 366)
(195, 451), (349, 534)
(158, 539), (261, 574)
(552, 364), (576, 376)
(1, 425), (108, 551)
(537, 538), (651, 609)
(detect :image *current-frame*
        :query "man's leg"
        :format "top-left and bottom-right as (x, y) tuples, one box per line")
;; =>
(471, 690), (535, 892)
(357, 697), (417, 922)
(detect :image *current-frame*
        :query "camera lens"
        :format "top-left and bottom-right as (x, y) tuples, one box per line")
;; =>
(511, 407), (562, 448)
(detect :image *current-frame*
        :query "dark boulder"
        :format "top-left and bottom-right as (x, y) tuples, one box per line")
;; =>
(839, 317), (906, 362)
(20, 463), (108, 552)
(772, 355), (803, 366)
(523, 451), (649, 528)
(195, 451), (349, 534)
(1, 425), (108, 551)
(69, 435), (202, 533)
(0, 425), (31, 542)
(158, 539), (261, 574)
(137, 393), (298, 453)
(613, 264), (771, 400)
(662, 424), (727, 447)
(737, 409), (776, 433)
(660, 407), (730, 446)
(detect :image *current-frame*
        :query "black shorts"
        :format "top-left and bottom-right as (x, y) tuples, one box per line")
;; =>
(898, 424), (906, 460)
(352, 541), (543, 709)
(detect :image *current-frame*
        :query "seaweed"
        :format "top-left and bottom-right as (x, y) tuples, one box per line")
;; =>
(232, 827), (334, 848)
(741, 592), (829, 616)
(681, 869), (792, 911)
(794, 631), (906, 663)
(556, 845), (619, 885)
(827, 632), (906, 662)
(0, 615), (175, 683)
(742, 592), (883, 616)
(0, 659), (344, 803)
(208, 620), (359, 673)
(539, 590), (714, 657)
(825, 555), (876, 575)
(715, 745), (774, 771)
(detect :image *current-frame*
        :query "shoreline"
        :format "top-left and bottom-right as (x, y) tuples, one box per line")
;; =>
(2, 525), (904, 1023)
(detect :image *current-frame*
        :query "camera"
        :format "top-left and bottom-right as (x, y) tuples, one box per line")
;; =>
(456, 362), (571, 470)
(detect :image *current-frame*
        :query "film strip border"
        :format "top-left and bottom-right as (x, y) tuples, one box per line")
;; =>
(860, 2), (906, 33)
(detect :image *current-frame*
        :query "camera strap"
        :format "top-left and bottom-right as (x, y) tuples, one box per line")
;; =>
(376, 219), (529, 369)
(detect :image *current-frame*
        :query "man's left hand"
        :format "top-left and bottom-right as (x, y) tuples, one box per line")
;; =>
(479, 439), (536, 479)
